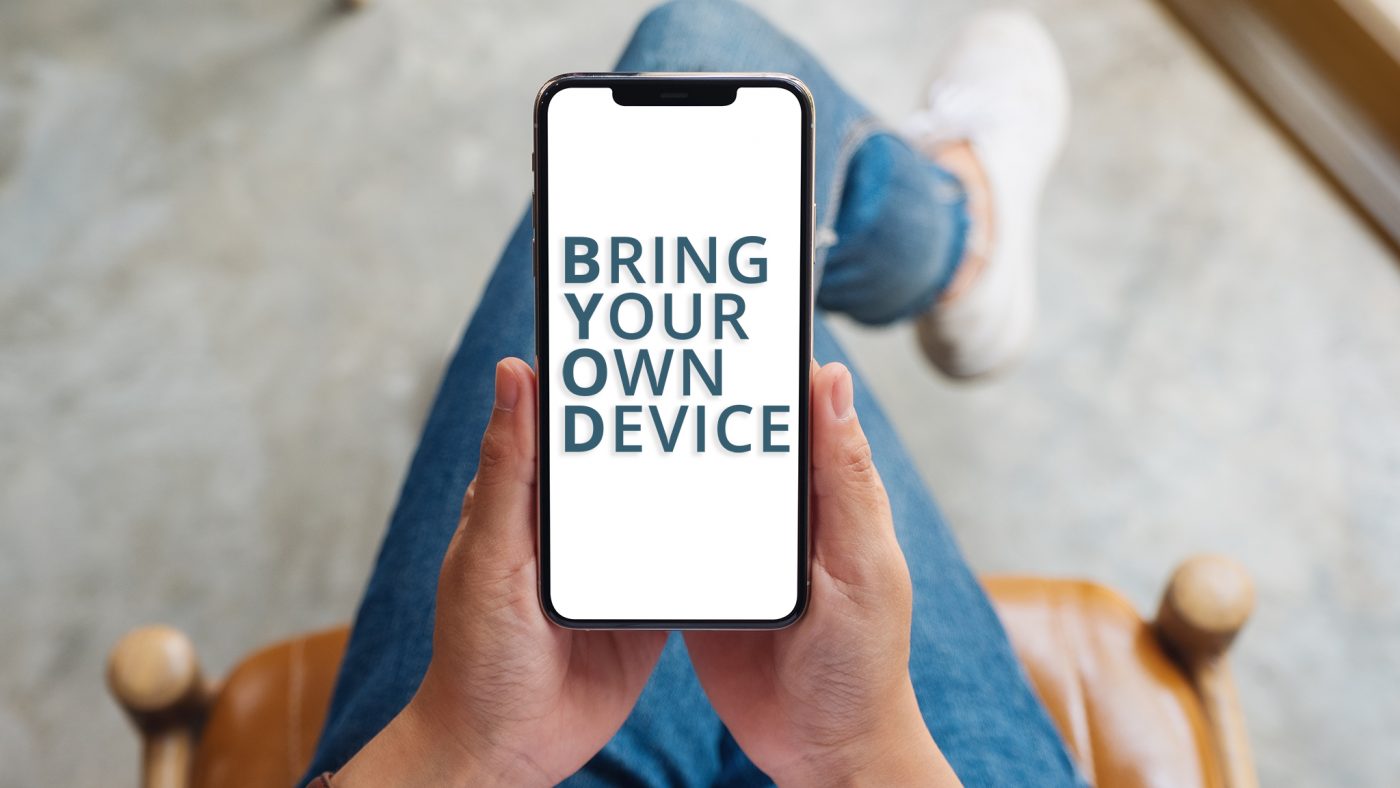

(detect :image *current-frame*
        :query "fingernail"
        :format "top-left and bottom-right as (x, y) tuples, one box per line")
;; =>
(495, 360), (520, 411)
(830, 364), (854, 421)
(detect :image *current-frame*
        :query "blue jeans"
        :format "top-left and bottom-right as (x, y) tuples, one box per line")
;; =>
(303, 2), (1080, 785)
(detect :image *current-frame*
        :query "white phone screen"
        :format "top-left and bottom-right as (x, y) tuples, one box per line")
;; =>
(541, 81), (808, 624)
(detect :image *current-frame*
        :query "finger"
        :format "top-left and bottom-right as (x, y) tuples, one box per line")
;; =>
(810, 362), (894, 551)
(461, 357), (538, 567)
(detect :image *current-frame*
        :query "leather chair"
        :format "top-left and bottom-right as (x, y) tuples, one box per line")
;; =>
(108, 554), (1257, 788)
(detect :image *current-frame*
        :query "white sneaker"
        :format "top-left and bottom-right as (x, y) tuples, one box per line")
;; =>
(902, 9), (1070, 379)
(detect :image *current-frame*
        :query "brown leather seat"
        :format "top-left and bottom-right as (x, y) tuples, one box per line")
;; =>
(192, 627), (349, 788)
(986, 577), (1221, 788)
(109, 557), (1256, 788)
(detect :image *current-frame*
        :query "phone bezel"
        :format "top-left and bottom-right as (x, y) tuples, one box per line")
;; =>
(532, 73), (814, 630)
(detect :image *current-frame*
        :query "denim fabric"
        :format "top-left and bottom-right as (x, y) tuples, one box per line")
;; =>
(302, 1), (1079, 786)
(616, 0), (967, 325)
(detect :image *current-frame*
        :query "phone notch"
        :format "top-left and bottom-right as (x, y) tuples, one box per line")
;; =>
(611, 82), (738, 106)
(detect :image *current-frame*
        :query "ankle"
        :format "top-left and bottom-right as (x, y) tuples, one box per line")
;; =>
(929, 141), (994, 302)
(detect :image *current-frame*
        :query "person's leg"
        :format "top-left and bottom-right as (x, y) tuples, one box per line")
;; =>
(617, 0), (969, 326)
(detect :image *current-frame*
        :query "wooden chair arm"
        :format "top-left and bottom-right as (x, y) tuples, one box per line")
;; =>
(1156, 555), (1258, 788)
(107, 625), (214, 788)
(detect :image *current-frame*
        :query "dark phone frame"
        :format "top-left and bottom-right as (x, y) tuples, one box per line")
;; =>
(532, 73), (814, 630)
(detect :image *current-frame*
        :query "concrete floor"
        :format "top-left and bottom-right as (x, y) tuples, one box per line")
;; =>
(3, 0), (1398, 785)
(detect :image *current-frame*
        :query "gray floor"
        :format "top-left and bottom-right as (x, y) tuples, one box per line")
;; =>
(3, 0), (1398, 785)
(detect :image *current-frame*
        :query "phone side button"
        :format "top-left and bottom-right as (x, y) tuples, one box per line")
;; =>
(532, 237), (537, 278)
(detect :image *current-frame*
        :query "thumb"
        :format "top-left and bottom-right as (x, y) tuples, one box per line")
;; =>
(810, 362), (895, 555)
(460, 357), (538, 569)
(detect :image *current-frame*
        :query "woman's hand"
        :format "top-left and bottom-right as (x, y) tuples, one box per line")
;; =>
(335, 358), (667, 787)
(685, 361), (961, 786)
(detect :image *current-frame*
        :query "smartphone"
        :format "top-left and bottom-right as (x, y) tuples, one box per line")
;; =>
(533, 73), (814, 629)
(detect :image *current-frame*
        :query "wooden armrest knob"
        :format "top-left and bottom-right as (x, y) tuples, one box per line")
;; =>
(107, 625), (209, 730)
(1157, 554), (1255, 663)
(1155, 555), (1259, 788)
